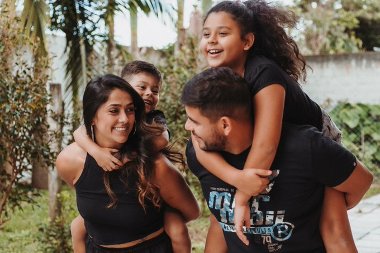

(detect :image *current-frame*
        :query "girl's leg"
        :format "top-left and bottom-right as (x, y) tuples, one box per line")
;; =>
(71, 215), (87, 253)
(320, 187), (357, 253)
(164, 209), (191, 253)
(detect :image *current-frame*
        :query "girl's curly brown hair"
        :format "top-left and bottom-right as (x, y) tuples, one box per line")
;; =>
(205, 0), (307, 82)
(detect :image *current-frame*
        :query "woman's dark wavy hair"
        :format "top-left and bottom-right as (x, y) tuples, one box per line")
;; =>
(205, 0), (307, 82)
(82, 74), (171, 210)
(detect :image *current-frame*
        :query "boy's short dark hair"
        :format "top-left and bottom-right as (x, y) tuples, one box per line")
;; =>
(181, 67), (252, 122)
(120, 60), (162, 85)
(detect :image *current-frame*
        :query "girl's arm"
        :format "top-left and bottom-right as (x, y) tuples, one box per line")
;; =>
(191, 135), (271, 196)
(153, 154), (200, 222)
(204, 215), (228, 253)
(234, 84), (285, 244)
(244, 84), (285, 171)
(73, 125), (122, 171)
(333, 160), (373, 209)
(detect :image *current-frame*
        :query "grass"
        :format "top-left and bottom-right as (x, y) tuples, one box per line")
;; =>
(189, 215), (209, 253)
(0, 192), (50, 253)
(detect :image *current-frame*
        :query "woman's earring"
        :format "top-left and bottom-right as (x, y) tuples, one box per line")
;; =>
(91, 125), (95, 141)
(132, 124), (137, 136)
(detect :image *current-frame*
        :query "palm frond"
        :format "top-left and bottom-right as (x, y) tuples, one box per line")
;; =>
(21, 0), (49, 56)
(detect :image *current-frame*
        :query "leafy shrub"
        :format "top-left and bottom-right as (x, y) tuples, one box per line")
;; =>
(158, 38), (208, 213)
(37, 189), (77, 253)
(0, 14), (51, 225)
(330, 103), (380, 178)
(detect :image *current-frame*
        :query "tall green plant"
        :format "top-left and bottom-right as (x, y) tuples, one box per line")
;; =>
(292, 0), (362, 55)
(0, 16), (51, 225)
(158, 38), (208, 213)
(158, 39), (201, 146)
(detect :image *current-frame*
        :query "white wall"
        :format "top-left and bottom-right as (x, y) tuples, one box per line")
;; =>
(47, 35), (67, 87)
(302, 52), (380, 109)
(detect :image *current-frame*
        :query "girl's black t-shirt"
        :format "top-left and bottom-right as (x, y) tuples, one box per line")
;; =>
(244, 55), (323, 130)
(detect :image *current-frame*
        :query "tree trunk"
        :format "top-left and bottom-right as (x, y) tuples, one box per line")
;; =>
(202, 0), (213, 16)
(130, 10), (138, 58)
(176, 0), (185, 54)
(31, 147), (48, 189)
(107, 0), (115, 73)
(48, 83), (63, 220)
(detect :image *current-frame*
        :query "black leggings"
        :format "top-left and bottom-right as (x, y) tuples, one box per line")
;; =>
(85, 233), (173, 253)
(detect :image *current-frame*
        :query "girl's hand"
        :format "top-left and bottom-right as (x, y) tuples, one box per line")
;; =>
(237, 168), (271, 196)
(234, 190), (251, 246)
(93, 147), (123, 171)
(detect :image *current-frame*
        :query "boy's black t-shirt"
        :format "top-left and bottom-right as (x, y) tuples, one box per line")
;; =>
(244, 56), (323, 130)
(146, 109), (167, 126)
(186, 124), (357, 253)
(146, 109), (170, 138)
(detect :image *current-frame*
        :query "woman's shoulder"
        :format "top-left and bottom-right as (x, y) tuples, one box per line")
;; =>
(57, 142), (86, 162)
(56, 142), (87, 185)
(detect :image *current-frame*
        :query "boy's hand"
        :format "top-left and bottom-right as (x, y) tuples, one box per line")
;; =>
(93, 147), (123, 171)
(237, 168), (271, 196)
(234, 190), (251, 246)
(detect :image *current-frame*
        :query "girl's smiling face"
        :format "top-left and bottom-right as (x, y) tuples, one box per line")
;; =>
(200, 11), (254, 76)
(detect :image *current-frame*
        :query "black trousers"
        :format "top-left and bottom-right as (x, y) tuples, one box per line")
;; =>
(86, 233), (173, 253)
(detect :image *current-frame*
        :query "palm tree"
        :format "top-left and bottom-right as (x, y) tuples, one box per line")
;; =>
(49, 0), (173, 122)
(20, 0), (50, 190)
(113, 1), (174, 57)
(176, 0), (184, 53)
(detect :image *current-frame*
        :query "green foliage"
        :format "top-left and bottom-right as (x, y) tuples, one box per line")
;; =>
(292, 0), (362, 55)
(158, 39), (202, 147)
(330, 103), (380, 178)
(37, 189), (77, 253)
(0, 189), (78, 253)
(0, 15), (51, 225)
(158, 38), (207, 209)
(292, 0), (380, 54)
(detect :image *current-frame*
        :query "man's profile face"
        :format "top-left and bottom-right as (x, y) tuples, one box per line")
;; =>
(184, 106), (226, 151)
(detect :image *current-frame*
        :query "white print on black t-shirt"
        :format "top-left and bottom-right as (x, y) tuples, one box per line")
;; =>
(208, 171), (295, 252)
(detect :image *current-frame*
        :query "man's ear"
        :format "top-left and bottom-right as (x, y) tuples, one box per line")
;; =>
(219, 116), (232, 136)
(244, 32), (255, 51)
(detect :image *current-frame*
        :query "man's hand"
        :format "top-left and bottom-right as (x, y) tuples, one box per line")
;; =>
(236, 168), (271, 196)
(234, 190), (251, 246)
(93, 147), (123, 171)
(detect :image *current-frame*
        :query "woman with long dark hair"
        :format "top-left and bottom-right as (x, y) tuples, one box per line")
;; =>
(56, 74), (199, 252)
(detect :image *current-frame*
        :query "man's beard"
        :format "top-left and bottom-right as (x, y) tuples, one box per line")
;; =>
(196, 129), (226, 152)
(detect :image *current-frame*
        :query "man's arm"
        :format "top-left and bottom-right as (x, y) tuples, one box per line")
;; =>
(205, 215), (228, 253)
(333, 160), (373, 209)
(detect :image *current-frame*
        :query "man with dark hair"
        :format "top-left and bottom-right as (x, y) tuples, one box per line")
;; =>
(181, 67), (373, 253)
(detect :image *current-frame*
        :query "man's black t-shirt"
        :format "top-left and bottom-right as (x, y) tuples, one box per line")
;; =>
(186, 124), (356, 253)
(244, 56), (323, 130)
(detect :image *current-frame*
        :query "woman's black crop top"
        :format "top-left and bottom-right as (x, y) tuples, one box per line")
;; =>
(75, 155), (164, 245)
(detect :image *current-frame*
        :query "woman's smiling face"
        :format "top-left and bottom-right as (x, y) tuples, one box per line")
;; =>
(92, 88), (136, 149)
